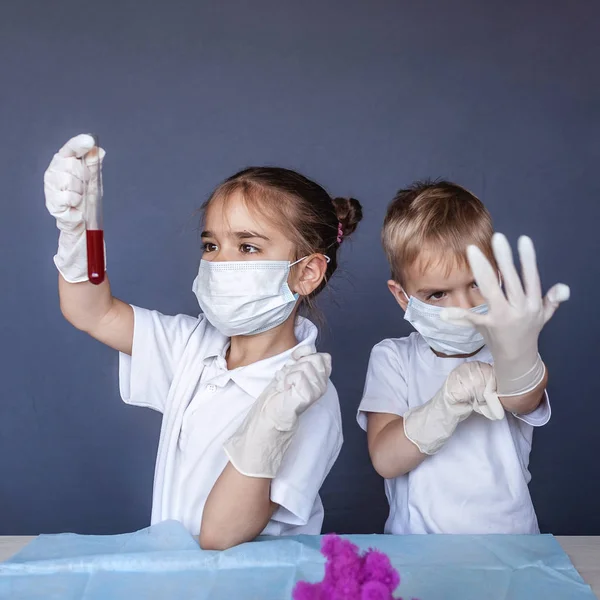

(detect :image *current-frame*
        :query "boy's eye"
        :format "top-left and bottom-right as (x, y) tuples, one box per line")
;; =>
(202, 242), (218, 253)
(428, 291), (447, 301)
(240, 244), (260, 254)
(471, 281), (479, 289)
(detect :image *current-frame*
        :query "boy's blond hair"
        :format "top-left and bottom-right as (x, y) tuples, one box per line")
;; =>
(382, 180), (494, 285)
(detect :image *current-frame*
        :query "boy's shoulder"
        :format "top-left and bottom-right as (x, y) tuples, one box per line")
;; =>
(371, 331), (423, 360)
(368, 332), (430, 379)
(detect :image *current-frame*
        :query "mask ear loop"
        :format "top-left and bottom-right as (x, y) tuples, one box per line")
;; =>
(290, 255), (330, 267)
(288, 254), (331, 301)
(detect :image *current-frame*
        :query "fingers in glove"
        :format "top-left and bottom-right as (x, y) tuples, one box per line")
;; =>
(481, 378), (504, 420)
(491, 233), (526, 306)
(281, 384), (320, 417)
(517, 236), (542, 305)
(83, 146), (106, 166)
(291, 345), (314, 361)
(282, 346), (313, 373)
(440, 306), (488, 328)
(284, 362), (328, 408)
(279, 349), (331, 388)
(45, 191), (85, 216)
(285, 361), (323, 390)
(474, 392), (504, 421)
(467, 242), (508, 308)
(293, 352), (332, 379)
(57, 134), (96, 159)
(465, 362), (504, 421)
(44, 169), (85, 195)
(542, 283), (570, 324)
(46, 155), (88, 183)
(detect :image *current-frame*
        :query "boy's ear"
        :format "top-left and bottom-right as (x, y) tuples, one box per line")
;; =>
(387, 280), (408, 311)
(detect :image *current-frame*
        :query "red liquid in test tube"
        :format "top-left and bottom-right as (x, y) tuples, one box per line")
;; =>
(84, 134), (105, 285)
(86, 230), (105, 284)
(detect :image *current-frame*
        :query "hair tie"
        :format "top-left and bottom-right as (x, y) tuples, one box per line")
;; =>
(336, 222), (344, 244)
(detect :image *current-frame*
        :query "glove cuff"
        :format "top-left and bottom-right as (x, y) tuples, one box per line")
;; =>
(403, 404), (457, 456)
(54, 231), (107, 284)
(224, 427), (295, 479)
(496, 355), (546, 397)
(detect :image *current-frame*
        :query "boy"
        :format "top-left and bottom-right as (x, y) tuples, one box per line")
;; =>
(358, 180), (569, 534)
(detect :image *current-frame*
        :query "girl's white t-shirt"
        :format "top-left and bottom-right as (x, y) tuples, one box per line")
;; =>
(119, 306), (343, 536)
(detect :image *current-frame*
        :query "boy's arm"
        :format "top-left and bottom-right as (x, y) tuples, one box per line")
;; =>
(499, 366), (548, 415)
(367, 412), (427, 479)
(366, 361), (503, 478)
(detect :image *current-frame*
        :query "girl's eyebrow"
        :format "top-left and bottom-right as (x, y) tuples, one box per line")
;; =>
(200, 230), (271, 241)
(235, 231), (270, 241)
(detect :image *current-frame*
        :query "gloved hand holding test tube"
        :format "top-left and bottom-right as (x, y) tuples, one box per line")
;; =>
(44, 133), (106, 285)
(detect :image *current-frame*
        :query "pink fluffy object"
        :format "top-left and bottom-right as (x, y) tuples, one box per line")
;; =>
(292, 534), (417, 600)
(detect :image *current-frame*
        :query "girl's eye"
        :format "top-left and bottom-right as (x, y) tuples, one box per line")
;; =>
(202, 242), (218, 253)
(471, 281), (479, 289)
(240, 244), (260, 254)
(428, 291), (447, 301)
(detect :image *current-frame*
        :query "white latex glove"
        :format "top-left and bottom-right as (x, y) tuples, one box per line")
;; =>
(223, 346), (332, 478)
(404, 361), (504, 455)
(44, 134), (106, 283)
(441, 233), (570, 396)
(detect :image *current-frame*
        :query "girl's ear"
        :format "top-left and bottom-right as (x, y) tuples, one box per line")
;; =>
(292, 254), (329, 296)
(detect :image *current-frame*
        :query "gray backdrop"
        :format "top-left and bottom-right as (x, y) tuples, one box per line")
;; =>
(1, 0), (598, 535)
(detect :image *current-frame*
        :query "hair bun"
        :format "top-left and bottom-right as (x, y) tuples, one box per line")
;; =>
(332, 197), (363, 239)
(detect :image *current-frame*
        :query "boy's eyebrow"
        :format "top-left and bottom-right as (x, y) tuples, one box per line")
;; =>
(416, 280), (478, 295)
(201, 230), (212, 238)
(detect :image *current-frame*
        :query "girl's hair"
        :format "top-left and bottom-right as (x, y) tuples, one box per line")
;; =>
(202, 167), (362, 300)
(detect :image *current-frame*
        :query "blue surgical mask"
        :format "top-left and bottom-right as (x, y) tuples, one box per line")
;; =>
(403, 294), (487, 355)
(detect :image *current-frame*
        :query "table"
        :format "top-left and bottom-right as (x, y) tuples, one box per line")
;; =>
(1, 535), (598, 597)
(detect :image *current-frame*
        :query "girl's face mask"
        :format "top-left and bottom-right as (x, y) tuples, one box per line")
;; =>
(193, 257), (306, 337)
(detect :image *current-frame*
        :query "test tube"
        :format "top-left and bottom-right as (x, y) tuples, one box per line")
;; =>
(83, 135), (105, 285)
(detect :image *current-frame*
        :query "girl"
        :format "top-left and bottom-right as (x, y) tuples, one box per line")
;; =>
(44, 134), (362, 550)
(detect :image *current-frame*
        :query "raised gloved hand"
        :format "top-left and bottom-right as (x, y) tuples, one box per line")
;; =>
(441, 233), (570, 397)
(44, 134), (105, 283)
(224, 346), (332, 478)
(404, 361), (504, 455)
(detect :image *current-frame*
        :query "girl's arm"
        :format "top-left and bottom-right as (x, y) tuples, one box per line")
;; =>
(45, 134), (134, 355)
(199, 464), (277, 550)
(59, 276), (134, 355)
(200, 349), (332, 549)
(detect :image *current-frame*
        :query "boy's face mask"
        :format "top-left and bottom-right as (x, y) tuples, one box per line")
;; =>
(403, 293), (488, 355)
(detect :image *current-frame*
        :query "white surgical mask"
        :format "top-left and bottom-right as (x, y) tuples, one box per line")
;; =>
(403, 293), (488, 355)
(192, 258), (304, 337)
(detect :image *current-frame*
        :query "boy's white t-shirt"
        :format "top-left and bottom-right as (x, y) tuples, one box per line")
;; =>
(119, 306), (343, 536)
(357, 332), (550, 535)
